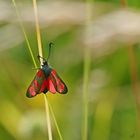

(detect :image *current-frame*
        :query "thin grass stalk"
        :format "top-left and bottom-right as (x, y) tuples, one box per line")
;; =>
(82, 1), (92, 140)
(11, 0), (37, 68)
(82, 49), (91, 140)
(32, 0), (43, 63)
(44, 95), (53, 140)
(127, 43), (140, 138)
(32, 1), (52, 140)
(120, 0), (140, 138)
(48, 101), (64, 140)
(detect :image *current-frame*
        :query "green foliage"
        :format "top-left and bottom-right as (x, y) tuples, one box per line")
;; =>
(0, 0), (140, 140)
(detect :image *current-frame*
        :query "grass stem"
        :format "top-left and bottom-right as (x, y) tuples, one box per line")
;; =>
(12, 0), (64, 139)
(48, 100), (64, 140)
(32, 0), (53, 140)
(120, 0), (140, 138)
(32, 0), (43, 65)
(82, 1), (92, 140)
(82, 48), (91, 140)
(44, 95), (53, 140)
(11, 0), (37, 68)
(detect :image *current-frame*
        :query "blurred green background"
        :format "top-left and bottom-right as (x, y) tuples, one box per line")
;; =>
(0, 0), (140, 140)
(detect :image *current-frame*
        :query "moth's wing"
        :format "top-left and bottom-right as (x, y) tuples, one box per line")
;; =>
(26, 70), (48, 98)
(46, 69), (68, 94)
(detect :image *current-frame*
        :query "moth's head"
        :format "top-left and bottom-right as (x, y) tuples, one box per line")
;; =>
(37, 42), (54, 66)
(43, 60), (48, 66)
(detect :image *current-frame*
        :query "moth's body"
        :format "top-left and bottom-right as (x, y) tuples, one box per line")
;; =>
(41, 62), (52, 78)
(26, 60), (68, 98)
(26, 43), (68, 98)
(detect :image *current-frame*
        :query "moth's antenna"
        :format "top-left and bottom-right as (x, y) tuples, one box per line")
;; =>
(37, 42), (54, 62)
(47, 42), (54, 61)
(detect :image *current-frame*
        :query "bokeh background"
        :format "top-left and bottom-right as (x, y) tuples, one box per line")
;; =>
(0, 0), (140, 140)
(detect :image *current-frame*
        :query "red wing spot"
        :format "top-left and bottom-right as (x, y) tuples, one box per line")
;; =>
(39, 80), (47, 93)
(59, 83), (65, 92)
(51, 70), (56, 75)
(51, 70), (65, 92)
(34, 80), (40, 88)
(56, 79), (65, 92)
(46, 77), (56, 94)
(37, 70), (44, 77)
(29, 86), (36, 96)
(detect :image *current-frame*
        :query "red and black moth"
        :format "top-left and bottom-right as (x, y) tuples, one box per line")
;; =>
(26, 43), (68, 98)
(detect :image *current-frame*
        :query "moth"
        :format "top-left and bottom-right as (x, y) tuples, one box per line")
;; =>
(26, 43), (68, 98)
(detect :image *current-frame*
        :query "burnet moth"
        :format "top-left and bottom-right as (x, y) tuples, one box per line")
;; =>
(26, 42), (68, 98)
